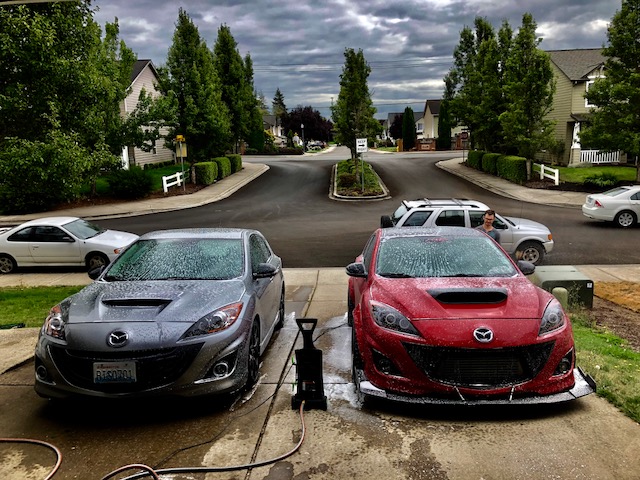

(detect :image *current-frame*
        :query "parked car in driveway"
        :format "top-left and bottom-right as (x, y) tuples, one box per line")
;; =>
(346, 226), (595, 405)
(34, 228), (285, 399)
(0, 216), (138, 274)
(380, 198), (554, 265)
(582, 185), (640, 228)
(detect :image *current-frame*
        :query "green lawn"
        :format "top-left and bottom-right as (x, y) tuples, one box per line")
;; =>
(0, 286), (85, 328)
(80, 164), (187, 197)
(556, 165), (637, 184)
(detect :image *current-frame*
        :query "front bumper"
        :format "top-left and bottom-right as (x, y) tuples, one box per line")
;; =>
(355, 367), (596, 405)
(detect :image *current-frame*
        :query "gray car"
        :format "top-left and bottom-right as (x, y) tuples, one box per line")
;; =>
(381, 198), (554, 265)
(34, 228), (285, 399)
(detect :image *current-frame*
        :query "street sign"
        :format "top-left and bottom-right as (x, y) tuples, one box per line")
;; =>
(356, 138), (368, 153)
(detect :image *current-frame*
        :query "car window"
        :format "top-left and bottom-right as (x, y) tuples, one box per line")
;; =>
(434, 210), (465, 227)
(403, 210), (432, 227)
(104, 238), (244, 281)
(7, 227), (34, 242)
(250, 234), (272, 272)
(469, 211), (484, 228)
(375, 235), (516, 278)
(631, 193), (640, 201)
(602, 187), (630, 197)
(362, 233), (377, 271)
(63, 218), (104, 239)
(32, 226), (73, 243)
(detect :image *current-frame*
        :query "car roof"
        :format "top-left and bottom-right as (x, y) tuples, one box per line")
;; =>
(13, 216), (81, 228)
(401, 198), (490, 209)
(139, 228), (256, 241)
(378, 226), (486, 239)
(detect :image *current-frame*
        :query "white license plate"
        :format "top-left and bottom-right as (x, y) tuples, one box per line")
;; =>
(93, 361), (137, 384)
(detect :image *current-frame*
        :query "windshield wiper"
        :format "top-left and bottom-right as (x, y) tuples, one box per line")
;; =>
(440, 273), (480, 278)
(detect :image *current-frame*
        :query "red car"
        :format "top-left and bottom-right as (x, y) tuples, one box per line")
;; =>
(347, 226), (595, 405)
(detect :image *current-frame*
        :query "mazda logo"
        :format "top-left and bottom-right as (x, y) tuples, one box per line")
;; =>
(473, 327), (494, 343)
(107, 330), (129, 348)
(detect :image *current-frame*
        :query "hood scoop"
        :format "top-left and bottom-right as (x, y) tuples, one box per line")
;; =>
(101, 298), (172, 312)
(427, 288), (508, 305)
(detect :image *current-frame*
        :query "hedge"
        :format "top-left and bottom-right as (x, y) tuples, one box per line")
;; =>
(466, 150), (486, 170)
(496, 155), (528, 184)
(212, 156), (232, 180)
(481, 153), (502, 176)
(194, 162), (218, 185)
(227, 154), (242, 173)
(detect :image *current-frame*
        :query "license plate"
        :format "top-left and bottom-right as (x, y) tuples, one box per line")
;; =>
(93, 361), (137, 384)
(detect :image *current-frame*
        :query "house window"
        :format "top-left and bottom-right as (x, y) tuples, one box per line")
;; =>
(416, 122), (424, 133)
(585, 72), (604, 108)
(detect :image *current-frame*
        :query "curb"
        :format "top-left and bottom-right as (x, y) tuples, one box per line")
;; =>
(329, 164), (391, 202)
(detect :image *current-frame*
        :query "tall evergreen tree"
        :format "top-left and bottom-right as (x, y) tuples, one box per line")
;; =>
(331, 48), (381, 159)
(580, 0), (640, 181)
(272, 88), (287, 120)
(214, 24), (249, 153)
(244, 53), (267, 152)
(157, 9), (231, 162)
(402, 107), (417, 151)
(437, 99), (453, 150)
(389, 114), (403, 141)
(499, 13), (555, 168)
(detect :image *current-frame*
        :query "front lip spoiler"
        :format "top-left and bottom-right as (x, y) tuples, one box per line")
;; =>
(356, 367), (596, 405)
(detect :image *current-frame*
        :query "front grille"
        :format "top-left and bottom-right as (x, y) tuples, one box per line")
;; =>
(49, 343), (204, 393)
(403, 341), (555, 388)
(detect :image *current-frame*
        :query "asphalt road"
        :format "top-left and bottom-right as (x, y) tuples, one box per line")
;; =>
(96, 147), (639, 267)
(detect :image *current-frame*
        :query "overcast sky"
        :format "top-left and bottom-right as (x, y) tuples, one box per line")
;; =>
(93, 0), (620, 120)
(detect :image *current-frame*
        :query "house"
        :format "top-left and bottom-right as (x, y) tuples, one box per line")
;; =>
(120, 59), (174, 168)
(546, 48), (621, 166)
(417, 99), (467, 150)
(381, 110), (424, 145)
(263, 114), (286, 146)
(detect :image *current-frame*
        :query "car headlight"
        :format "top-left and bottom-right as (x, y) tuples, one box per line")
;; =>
(370, 301), (421, 337)
(43, 300), (70, 340)
(183, 302), (243, 338)
(539, 299), (566, 336)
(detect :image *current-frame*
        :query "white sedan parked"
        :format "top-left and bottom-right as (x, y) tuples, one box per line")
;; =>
(0, 217), (138, 274)
(582, 185), (640, 228)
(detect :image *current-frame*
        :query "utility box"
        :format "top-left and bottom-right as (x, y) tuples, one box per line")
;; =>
(529, 266), (594, 309)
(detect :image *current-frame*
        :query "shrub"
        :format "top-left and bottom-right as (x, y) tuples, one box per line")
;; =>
(466, 150), (486, 170)
(227, 154), (242, 173)
(482, 153), (502, 175)
(583, 172), (619, 189)
(277, 147), (304, 155)
(194, 162), (218, 185)
(107, 166), (154, 199)
(212, 156), (232, 179)
(496, 155), (528, 184)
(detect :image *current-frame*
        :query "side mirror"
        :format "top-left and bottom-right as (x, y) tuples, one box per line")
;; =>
(253, 262), (278, 279)
(517, 260), (535, 275)
(346, 262), (367, 278)
(380, 215), (393, 228)
(88, 265), (105, 280)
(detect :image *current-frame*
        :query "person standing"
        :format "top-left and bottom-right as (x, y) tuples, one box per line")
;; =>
(476, 209), (501, 242)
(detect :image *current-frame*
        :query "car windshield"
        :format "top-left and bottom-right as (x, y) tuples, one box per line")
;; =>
(104, 238), (244, 281)
(601, 187), (630, 197)
(63, 219), (105, 239)
(375, 235), (517, 278)
(390, 204), (408, 225)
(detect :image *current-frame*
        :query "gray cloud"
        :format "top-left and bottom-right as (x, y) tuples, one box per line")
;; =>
(94, 0), (618, 119)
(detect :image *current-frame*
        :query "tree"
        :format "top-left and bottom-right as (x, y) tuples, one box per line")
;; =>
(389, 114), (403, 141)
(437, 100), (453, 150)
(282, 106), (333, 143)
(272, 88), (287, 120)
(402, 107), (417, 151)
(499, 13), (555, 171)
(157, 9), (231, 163)
(214, 24), (250, 153)
(331, 48), (381, 159)
(244, 53), (268, 152)
(580, 0), (640, 181)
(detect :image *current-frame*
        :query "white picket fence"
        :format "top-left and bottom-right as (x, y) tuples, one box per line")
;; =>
(533, 163), (559, 186)
(580, 150), (621, 164)
(162, 171), (185, 193)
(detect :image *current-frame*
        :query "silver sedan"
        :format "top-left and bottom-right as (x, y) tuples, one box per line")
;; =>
(34, 228), (285, 399)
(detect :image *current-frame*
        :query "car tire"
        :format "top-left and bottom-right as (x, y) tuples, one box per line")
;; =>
(347, 293), (354, 327)
(0, 254), (17, 274)
(86, 252), (109, 271)
(516, 241), (544, 265)
(275, 285), (285, 329)
(615, 210), (636, 228)
(246, 320), (261, 388)
(351, 328), (367, 404)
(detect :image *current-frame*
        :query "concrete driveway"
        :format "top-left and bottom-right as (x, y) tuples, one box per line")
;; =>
(1, 268), (640, 480)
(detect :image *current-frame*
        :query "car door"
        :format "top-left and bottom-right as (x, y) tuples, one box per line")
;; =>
(400, 210), (434, 227)
(29, 226), (80, 264)
(249, 233), (280, 333)
(433, 209), (466, 227)
(5, 227), (35, 265)
(630, 192), (640, 219)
